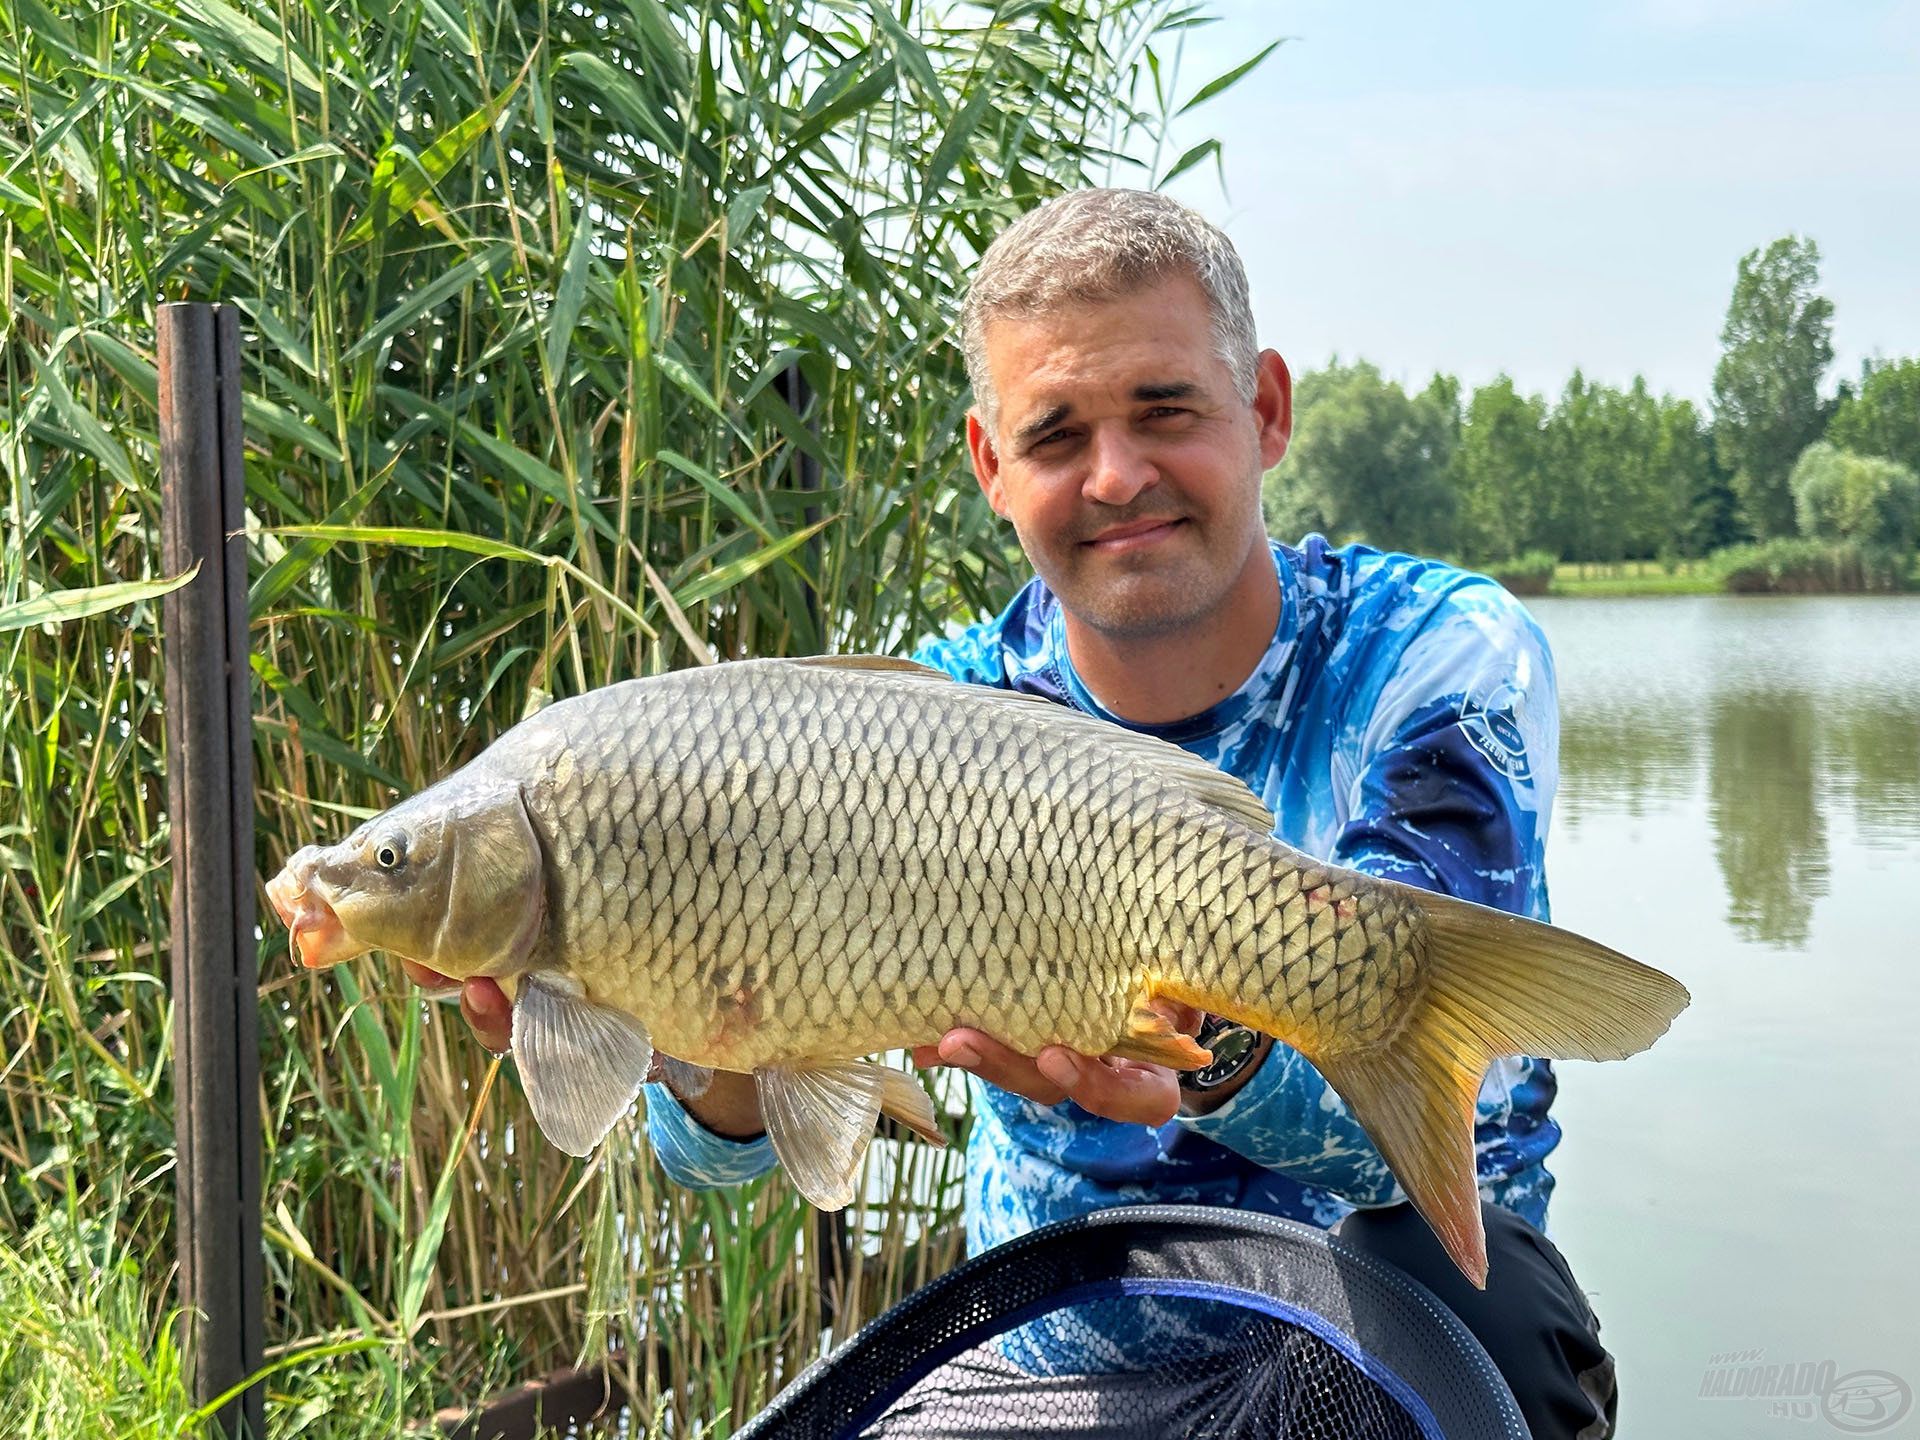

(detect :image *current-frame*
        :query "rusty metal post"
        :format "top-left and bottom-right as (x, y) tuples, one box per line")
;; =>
(159, 302), (264, 1438)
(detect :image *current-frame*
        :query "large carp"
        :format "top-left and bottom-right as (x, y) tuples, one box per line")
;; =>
(267, 656), (1688, 1285)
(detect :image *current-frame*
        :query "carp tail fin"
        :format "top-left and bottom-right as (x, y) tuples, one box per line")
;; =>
(1316, 887), (1690, 1288)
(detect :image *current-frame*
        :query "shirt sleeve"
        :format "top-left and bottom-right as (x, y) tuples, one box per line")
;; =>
(1176, 579), (1560, 1201)
(641, 1082), (778, 1189)
(1328, 579), (1559, 920)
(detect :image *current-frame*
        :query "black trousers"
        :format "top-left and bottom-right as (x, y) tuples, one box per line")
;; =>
(1333, 1201), (1618, 1440)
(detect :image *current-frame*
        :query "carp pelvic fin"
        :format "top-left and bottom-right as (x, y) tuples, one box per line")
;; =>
(756, 1060), (943, 1210)
(511, 971), (655, 1158)
(658, 1056), (715, 1100)
(1107, 995), (1214, 1069)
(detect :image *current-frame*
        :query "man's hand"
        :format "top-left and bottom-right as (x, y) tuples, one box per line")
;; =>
(911, 999), (1204, 1127)
(401, 959), (512, 1053)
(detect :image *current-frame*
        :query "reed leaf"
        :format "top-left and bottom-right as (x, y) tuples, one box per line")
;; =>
(0, 0), (1268, 1429)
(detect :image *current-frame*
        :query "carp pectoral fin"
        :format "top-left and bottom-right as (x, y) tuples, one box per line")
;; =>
(1107, 997), (1214, 1069)
(511, 972), (654, 1158)
(659, 1056), (714, 1100)
(756, 1060), (911, 1210)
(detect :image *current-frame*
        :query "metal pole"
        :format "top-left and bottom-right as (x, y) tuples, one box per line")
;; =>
(159, 301), (264, 1438)
(772, 363), (848, 1332)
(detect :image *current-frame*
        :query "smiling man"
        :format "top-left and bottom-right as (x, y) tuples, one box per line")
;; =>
(433, 189), (1618, 1438)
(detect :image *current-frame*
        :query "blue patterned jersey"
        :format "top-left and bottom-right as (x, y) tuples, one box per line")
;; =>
(640, 535), (1564, 1260)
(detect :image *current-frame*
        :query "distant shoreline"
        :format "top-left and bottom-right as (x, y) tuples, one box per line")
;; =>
(1493, 555), (1920, 599)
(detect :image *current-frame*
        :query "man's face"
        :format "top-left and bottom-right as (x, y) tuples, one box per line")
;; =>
(968, 272), (1292, 639)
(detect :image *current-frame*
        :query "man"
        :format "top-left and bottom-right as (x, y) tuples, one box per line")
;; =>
(419, 188), (1616, 1437)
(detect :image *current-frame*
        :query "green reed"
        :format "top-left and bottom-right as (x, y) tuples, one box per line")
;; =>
(0, 0), (1267, 1430)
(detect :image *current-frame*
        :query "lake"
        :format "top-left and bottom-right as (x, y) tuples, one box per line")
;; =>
(1532, 596), (1920, 1438)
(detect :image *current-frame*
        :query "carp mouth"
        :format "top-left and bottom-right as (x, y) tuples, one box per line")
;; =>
(266, 849), (374, 969)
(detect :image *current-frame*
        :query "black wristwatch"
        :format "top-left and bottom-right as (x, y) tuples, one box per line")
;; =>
(1178, 1014), (1261, 1102)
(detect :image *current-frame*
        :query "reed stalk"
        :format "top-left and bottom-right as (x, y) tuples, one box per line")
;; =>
(0, 0), (1269, 1428)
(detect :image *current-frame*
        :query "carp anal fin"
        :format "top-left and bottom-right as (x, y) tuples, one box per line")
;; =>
(756, 1060), (945, 1210)
(512, 971), (655, 1158)
(876, 1064), (946, 1147)
(1107, 994), (1215, 1069)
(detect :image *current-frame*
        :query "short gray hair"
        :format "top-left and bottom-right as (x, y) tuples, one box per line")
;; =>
(960, 188), (1259, 429)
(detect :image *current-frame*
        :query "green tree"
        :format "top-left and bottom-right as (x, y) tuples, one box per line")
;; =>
(1711, 236), (1835, 539)
(1454, 376), (1548, 562)
(1827, 357), (1920, 475)
(1263, 361), (1458, 555)
(1789, 442), (1920, 553)
(1538, 371), (1596, 562)
(1611, 377), (1669, 560)
(1542, 372), (1666, 563)
(1653, 396), (1727, 558)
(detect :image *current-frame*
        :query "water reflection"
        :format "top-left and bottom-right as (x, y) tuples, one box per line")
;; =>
(1706, 691), (1829, 949)
(1535, 598), (1920, 950)
(1557, 705), (1699, 823)
(1824, 699), (1920, 851)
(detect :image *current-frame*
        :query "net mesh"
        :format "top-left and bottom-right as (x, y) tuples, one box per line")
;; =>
(862, 1290), (1432, 1439)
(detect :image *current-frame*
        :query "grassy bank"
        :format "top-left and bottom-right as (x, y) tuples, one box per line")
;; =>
(1534, 552), (1920, 598)
(1547, 561), (1722, 597)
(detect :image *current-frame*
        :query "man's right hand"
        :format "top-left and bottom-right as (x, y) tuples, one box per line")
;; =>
(401, 959), (513, 1052)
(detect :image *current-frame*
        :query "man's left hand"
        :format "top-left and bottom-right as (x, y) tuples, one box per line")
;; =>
(911, 998), (1204, 1126)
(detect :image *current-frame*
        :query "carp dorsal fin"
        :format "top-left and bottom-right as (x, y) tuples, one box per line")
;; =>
(1107, 735), (1275, 834)
(755, 1060), (945, 1210)
(512, 971), (654, 1157)
(786, 654), (951, 678)
(783, 655), (1277, 835)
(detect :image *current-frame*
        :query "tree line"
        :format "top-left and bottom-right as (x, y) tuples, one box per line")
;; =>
(1264, 236), (1920, 579)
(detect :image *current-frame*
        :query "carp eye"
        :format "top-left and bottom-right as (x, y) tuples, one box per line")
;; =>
(374, 836), (407, 870)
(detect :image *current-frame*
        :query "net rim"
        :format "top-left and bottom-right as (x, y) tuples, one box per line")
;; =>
(739, 1203), (1530, 1440)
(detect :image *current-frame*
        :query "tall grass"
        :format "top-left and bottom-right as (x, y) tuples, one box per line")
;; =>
(1, 0), (1267, 1429)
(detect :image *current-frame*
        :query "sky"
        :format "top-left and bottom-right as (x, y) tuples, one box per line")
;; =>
(1150, 0), (1920, 405)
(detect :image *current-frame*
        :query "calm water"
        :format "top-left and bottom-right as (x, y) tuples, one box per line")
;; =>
(1531, 597), (1920, 1438)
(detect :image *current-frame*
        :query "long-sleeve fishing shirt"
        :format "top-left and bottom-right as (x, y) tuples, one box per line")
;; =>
(641, 535), (1564, 1259)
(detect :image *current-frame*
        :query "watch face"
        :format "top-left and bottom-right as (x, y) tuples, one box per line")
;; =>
(1185, 1020), (1257, 1091)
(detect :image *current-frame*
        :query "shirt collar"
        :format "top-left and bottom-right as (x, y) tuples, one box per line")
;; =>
(1049, 539), (1303, 744)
